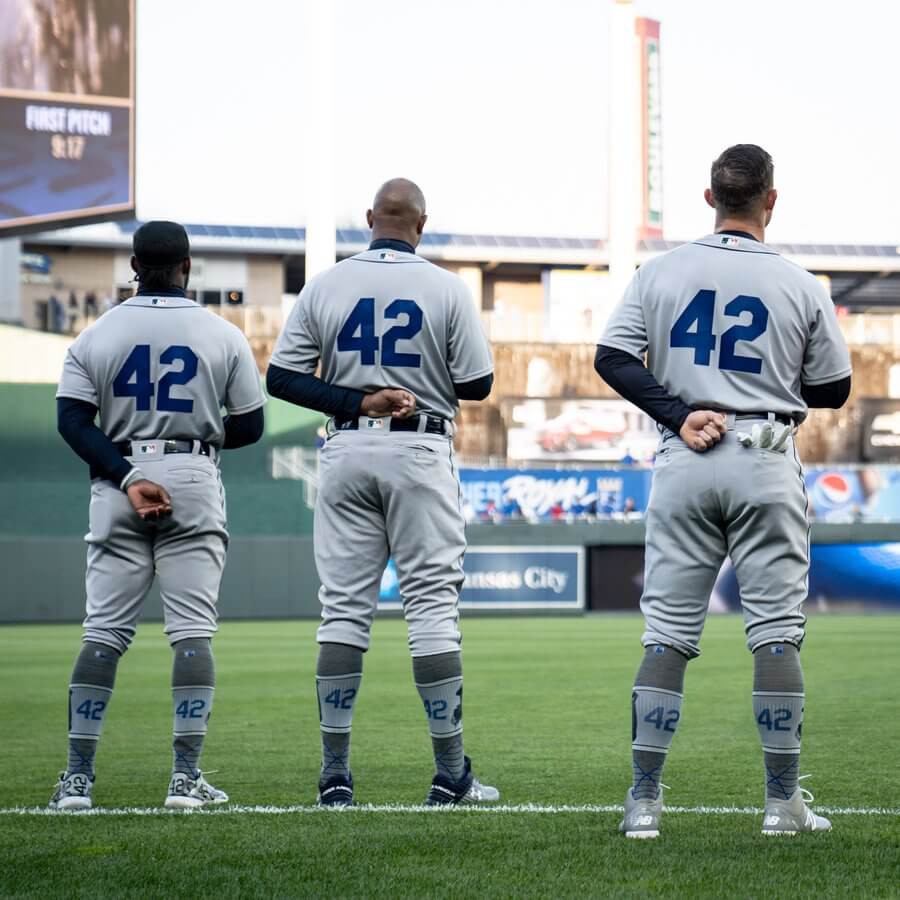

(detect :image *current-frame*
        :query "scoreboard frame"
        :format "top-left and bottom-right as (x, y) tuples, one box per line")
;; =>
(0, 0), (135, 237)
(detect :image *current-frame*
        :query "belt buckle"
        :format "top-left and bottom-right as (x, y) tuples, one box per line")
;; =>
(132, 440), (164, 460)
(163, 439), (179, 454)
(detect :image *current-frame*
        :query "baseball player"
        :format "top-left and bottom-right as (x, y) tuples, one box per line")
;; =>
(267, 178), (499, 806)
(595, 145), (851, 837)
(50, 221), (266, 810)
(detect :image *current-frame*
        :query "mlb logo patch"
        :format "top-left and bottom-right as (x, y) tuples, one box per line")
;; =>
(721, 237), (740, 247)
(366, 418), (385, 429)
(137, 442), (158, 455)
(379, 251), (396, 261)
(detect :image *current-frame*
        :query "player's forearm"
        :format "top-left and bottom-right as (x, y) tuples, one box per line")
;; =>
(56, 397), (133, 485)
(800, 375), (851, 409)
(594, 345), (694, 434)
(266, 364), (365, 418)
(453, 372), (494, 401)
(222, 407), (265, 449)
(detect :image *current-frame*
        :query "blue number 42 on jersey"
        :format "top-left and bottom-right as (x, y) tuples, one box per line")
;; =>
(337, 298), (423, 368)
(670, 290), (769, 374)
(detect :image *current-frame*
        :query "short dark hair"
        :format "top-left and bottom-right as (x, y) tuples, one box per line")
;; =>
(710, 144), (774, 214)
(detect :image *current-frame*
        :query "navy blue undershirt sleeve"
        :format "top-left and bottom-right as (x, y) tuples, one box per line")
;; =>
(453, 372), (493, 401)
(594, 345), (694, 434)
(222, 407), (265, 449)
(57, 397), (133, 485)
(266, 364), (365, 418)
(801, 375), (851, 409)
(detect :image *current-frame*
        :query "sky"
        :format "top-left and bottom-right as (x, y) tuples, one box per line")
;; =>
(135, 0), (900, 244)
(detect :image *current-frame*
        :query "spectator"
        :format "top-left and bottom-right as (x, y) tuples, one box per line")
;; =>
(49, 294), (65, 333)
(84, 291), (98, 318)
(67, 291), (80, 333)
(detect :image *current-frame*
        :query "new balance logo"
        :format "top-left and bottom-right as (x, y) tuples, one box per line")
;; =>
(764, 815), (781, 827)
(637, 815), (654, 826)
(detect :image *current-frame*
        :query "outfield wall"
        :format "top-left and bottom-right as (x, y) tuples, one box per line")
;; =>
(2, 522), (896, 624)
(4, 382), (899, 623)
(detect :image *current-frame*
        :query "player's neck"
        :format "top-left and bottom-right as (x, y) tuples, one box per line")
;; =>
(714, 217), (765, 243)
(369, 232), (418, 253)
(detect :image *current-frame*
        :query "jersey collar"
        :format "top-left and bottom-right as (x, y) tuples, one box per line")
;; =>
(717, 229), (759, 242)
(122, 292), (199, 309)
(369, 238), (416, 254)
(693, 233), (778, 255)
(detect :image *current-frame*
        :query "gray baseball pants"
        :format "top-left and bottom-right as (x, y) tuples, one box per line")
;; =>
(82, 448), (228, 654)
(314, 428), (465, 656)
(641, 417), (808, 658)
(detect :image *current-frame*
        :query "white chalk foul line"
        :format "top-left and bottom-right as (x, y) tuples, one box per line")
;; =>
(0, 803), (896, 817)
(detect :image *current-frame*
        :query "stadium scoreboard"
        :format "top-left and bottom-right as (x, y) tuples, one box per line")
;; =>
(0, 0), (135, 235)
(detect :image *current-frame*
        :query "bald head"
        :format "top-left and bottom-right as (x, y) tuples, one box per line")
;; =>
(366, 178), (428, 248)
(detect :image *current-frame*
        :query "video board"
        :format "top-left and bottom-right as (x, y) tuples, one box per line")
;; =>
(0, 0), (134, 234)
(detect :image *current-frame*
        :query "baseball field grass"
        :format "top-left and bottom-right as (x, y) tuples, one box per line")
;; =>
(1, 615), (898, 898)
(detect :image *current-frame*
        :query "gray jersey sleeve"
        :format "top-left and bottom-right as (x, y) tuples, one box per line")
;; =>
(57, 332), (98, 405)
(598, 269), (647, 360)
(269, 285), (320, 374)
(802, 282), (852, 385)
(226, 331), (267, 414)
(447, 283), (493, 382)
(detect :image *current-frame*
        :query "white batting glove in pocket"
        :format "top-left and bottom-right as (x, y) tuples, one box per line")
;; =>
(736, 422), (792, 454)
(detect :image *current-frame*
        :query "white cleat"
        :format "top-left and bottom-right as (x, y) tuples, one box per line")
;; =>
(165, 771), (229, 809)
(49, 771), (93, 811)
(762, 785), (832, 836)
(425, 756), (500, 806)
(619, 787), (663, 839)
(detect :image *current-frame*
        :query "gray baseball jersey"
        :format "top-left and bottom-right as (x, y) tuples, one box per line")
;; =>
(599, 233), (851, 658)
(57, 294), (265, 445)
(270, 246), (492, 656)
(56, 293), (265, 652)
(270, 248), (493, 420)
(600, 233), (851, 422)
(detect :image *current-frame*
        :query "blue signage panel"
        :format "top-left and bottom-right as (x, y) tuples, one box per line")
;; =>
(379, 546), (585, 610)
(459, 467), (651, 521)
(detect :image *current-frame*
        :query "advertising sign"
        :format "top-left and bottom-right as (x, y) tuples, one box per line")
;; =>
(636, 17), (662, 239)
(505, 397), (658, 464)
(858, 399), (900, 463)
(379, 547), (585, 610)
(459, 465), (651, 522)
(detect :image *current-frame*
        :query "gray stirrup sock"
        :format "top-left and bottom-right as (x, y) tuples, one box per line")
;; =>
(67, 642), (121, 777)
(171, 638), (216, 777)
(631, 645), (688, 801)
(413, 651), (465, 783)
(753, 643), (804, 800)
(316, 643), (364, 782)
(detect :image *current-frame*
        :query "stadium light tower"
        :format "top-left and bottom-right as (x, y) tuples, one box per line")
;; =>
(304, 1), (337, 282)
(607, 0), (640, 306)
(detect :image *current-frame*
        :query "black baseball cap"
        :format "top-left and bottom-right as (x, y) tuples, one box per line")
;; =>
(132, 220), (190, 268)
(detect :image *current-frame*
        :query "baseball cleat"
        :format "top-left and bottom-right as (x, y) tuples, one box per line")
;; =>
(165, 771), (229, 809)
(49, 771), (93, 811)
(619, 787), (663, 839)
(317, 773), (354, 807)
(761, 785), (831, 835)
(425, 756), (500, 806)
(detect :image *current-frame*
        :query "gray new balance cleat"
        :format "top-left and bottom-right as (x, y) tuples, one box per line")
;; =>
(49, 771), (93, 811)
(762, 786), (832, 836)
(165, 771), (229, 809)
(425, 756), (500, 806)
(619, 788), (663, 839)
